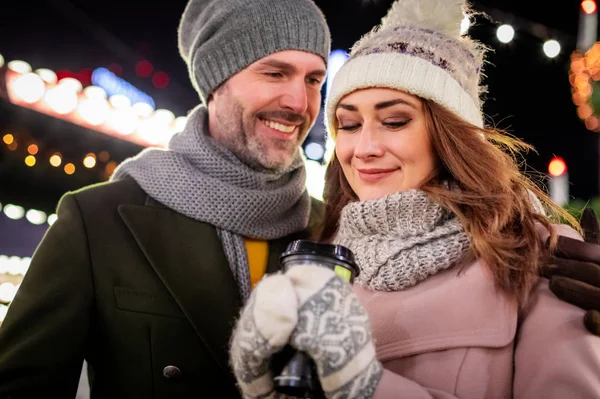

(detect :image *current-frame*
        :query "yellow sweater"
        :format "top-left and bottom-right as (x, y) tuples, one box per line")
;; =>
(244, 238), (268, 288)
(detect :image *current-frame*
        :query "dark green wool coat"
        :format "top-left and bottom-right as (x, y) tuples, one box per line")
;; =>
(0, 178), (324, 398)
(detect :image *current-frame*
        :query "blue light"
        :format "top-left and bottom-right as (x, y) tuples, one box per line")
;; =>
(91, 68), (155, 109)
(305, 142), (325, 161)
(326, 50), (349, 98)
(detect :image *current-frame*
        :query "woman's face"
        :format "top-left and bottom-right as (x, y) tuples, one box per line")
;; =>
(334, 88), (437, 201)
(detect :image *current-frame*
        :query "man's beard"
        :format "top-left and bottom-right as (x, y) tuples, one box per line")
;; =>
(214, 95), (309, 174)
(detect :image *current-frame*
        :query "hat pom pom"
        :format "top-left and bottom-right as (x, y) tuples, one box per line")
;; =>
(381, 0), (467, 38)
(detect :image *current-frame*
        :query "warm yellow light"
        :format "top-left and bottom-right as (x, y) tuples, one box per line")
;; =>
(574, 74), (589, 88)
(24, 155), (36, 167)
(580, 84), (593, 97)
(2, 134), (14, 145)
(578, 104), (594, 119)
(549, 157), (567, 177)
(571, 60), (585, 74)
(586, 117), (600, 131)
(64, 163), (76, 175)
(83, 154), (96, 168)
(582, 0), (597, 15)
(49, 154), (62, 167)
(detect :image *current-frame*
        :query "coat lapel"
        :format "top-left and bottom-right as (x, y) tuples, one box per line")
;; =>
(118, 203), (241, 375)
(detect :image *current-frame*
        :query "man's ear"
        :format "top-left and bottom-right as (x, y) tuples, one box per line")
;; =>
(206, 81), (227, 117)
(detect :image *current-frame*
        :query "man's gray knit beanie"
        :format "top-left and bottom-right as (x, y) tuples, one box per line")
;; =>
(178, 0), (331, 105)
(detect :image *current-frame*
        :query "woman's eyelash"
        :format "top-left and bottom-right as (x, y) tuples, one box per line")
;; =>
(338, 120), (411, 131)
(338, 124), (360, 131)
(384, 120), (410, 128)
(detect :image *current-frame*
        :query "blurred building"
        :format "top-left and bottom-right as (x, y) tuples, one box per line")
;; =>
(0, 57), (188, 323)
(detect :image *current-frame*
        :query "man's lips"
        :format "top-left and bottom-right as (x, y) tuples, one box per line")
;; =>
(258, 118), (299, 140)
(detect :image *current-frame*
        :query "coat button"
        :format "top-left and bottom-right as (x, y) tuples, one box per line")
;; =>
(163, 365), (182, 380)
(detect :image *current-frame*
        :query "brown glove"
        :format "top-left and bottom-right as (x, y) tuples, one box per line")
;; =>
(542, 208), (600, 336)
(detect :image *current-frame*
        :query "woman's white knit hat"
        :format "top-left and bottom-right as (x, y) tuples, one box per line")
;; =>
(326, 0), (487, 135)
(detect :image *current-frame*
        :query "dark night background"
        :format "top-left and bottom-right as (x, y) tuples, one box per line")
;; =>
(0, 0), (595, 210)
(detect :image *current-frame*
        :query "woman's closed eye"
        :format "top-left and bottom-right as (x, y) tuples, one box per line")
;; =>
(384, 119), (411, 129)
(338, 119), (411, 132)
(338, 123), (361, 131)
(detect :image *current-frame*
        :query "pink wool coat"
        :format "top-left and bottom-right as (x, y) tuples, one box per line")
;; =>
(355, 225), (600, 398)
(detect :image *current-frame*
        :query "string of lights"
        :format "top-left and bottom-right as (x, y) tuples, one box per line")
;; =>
(474, 3), (576, 48)
(0, 205), (52, 324)
(0, 201), (57, 226)
(2, 131), (118, 180)
(0, 254), (31, 323)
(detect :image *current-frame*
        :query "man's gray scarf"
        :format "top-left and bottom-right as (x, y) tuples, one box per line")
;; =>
(333, 190), (471, 292)
(111, 106), (311, 302)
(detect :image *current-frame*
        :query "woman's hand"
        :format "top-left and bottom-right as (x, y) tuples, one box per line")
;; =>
(230, 265), (382, 399)
(286, 265), (383, 399)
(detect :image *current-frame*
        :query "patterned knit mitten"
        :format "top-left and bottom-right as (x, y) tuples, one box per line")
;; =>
(229, 274), (299, 399)
(287, 265), (383, 399)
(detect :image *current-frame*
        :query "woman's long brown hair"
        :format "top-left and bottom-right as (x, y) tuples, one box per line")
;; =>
(319, 98), (581, 306)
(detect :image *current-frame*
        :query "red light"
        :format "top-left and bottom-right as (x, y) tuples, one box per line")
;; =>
(152, 71), (169, 88)
(549, 156), (567, 177)
(136, 60), (154, 78)
(75, 68), (93, 86)
(582, 0), (597, 15)
(56, 69), (74, 81)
